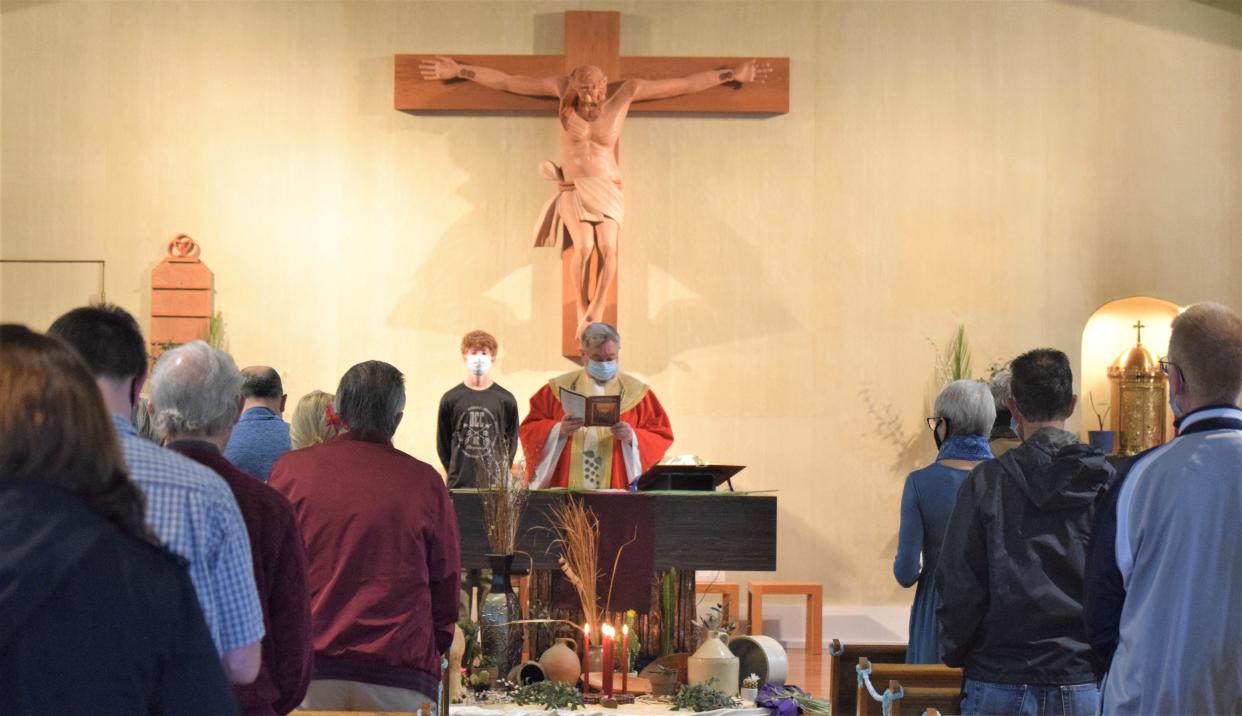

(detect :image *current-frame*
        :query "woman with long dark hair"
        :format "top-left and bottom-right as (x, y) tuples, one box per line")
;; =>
(0, 324), (237, 714)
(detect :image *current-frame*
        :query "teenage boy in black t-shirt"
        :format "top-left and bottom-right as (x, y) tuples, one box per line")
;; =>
(436, 330), (519, 489)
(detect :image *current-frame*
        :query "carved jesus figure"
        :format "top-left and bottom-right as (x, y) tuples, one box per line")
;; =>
(420, 56), (770, 338)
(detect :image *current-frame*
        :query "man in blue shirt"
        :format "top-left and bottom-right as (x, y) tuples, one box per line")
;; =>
(49, 304), (265, 686)
(225, 366), (292, 481)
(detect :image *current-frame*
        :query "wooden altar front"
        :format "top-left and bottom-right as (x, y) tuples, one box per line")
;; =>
(451, 490), (777, 660)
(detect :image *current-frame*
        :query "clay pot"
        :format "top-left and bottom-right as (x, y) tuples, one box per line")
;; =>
(506, 660), (546, 686)
(539, 637), (581, 685)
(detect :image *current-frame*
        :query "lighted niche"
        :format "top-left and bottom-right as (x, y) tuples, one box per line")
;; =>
(1079, 297), (1181, 452)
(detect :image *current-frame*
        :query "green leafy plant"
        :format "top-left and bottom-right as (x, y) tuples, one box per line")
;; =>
(625, 609), (640, 670)
(943, 324), (973, 382)
(1089, 391), (1111, 431)
(477, 654), (496, 669)
(458, 617), (479, 667)
(206, 311), (226, 350)
(671, 678), (736, 711)
(660, 569), (677, 655)
(510, 680), (584, 710)
(468, 671), (491, 691)
(694, 604), (737, 644)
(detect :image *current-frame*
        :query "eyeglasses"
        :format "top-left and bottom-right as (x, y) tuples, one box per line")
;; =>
(926, 416), (951, 433)
(1159, 357), (1179, 378)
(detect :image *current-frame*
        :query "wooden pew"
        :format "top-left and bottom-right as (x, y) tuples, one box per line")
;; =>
(854, 657), (962, 716)
(827, 639), (907, 716)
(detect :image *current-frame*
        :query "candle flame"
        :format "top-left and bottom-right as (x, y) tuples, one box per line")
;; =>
(622, 623), (629, 635)
(583, 623), (590, 635)
(602, 624), (615, 637)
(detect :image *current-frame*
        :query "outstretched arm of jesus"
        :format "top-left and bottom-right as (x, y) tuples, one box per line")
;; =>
(629, 59), (773, 102)
(419, 55), (566, 98)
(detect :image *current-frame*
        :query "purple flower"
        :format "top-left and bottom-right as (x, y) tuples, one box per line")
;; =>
(756, 683), (809, 716)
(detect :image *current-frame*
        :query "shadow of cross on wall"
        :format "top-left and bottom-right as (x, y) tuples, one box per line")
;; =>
(393, 10), (789, 361)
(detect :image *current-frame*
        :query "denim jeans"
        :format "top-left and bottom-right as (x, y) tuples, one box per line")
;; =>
(960, 678), (1099, 716)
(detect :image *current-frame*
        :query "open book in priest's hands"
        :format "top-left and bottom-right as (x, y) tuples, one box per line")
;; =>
(559, 387), (622, 427)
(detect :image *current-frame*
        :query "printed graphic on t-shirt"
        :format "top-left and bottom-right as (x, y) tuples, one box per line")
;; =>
(457, 406), (500, 458)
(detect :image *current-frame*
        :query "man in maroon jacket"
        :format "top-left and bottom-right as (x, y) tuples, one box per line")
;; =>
(270, 360), (461, 712)
(148, 341), (313, 715)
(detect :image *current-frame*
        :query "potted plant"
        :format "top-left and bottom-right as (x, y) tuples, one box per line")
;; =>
(1087, 392), (1115, 455)
(469, 671), (491, 694)
(473, 655), (497, 687)
(741, 673), (761, 702)
(648, 666), (679, 697)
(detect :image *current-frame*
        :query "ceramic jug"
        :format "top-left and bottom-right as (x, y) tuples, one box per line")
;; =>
(539, 637), (581, 684)
(687, 633), (739, 696)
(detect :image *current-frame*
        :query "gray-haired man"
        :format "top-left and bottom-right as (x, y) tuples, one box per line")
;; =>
(518, 322), (674, 490)
(151, 341), (313, 714)
(1086, 302), (1242, 715)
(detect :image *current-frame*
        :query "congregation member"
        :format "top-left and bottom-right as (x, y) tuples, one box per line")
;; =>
(893, 379), (995, 664)
(48, 305), (265, 685)
(987, 369), (1021, 457)
(0, 325), (236, 714)
(437, 329), (519, 488)
(224, 366), (292, 482)
(936, 348), (1113, 716)
(1085, 302), (1242, 715)
(520, 322), (674, 489)
(151, 342), (313, 715)
(270, 360), (460, 712)
(290, 389), (340, 449)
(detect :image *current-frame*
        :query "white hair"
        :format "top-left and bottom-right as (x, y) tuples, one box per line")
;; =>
(149, 340), (243, 439)
(934, 379), (997, 438)
(580, 322), (620, 350)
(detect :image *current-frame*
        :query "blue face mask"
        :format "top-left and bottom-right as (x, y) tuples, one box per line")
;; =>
(587, 359), (618, 382)
(1170, 394), (1185, 420)
(1010, 417), (1022, 440)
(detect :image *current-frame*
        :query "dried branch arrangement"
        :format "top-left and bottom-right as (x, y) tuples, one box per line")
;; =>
(547, 497), (638, 635)
(548, 497), (602, 634)
(478, 436), (528, 554)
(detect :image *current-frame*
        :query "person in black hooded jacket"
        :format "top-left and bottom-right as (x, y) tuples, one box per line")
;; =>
(935, 348), (1113, 716)
(0, 324), (237, 715)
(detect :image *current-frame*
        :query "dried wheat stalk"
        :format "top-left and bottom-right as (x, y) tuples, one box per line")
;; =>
(548, 497), (601, 633)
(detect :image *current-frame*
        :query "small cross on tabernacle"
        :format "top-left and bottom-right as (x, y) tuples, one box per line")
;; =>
(1133, 320), (1145, 344)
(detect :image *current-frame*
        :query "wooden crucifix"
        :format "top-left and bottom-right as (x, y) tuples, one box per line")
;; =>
(395, 10), (788, 359)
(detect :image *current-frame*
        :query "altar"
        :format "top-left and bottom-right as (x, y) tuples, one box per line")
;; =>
(451, 490), (777, 658)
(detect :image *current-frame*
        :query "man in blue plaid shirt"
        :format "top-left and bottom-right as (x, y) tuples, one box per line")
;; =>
(50, 305), (265, 685)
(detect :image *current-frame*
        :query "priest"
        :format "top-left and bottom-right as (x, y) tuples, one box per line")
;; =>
(521, 323), (673, 489)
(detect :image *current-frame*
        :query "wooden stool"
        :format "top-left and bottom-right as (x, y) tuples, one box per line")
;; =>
(696, 581), (741, 625)
(747, 581), (823, 655)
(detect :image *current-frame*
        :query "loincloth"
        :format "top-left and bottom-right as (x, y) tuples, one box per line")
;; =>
(532, 161), (624, 249)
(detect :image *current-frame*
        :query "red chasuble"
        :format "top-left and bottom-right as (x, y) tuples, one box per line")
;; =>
(520, 369), (674, 489)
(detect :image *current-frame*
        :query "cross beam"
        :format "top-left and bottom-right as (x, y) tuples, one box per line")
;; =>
(394, 11), (789, 357)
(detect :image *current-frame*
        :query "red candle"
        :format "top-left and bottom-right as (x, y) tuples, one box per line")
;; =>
(581, 623), (591, 692)
(621, 623), (630, 693)
(602, 623), (615, 697)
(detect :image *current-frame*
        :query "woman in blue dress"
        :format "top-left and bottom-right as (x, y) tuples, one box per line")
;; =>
(894, 379), (996, 664)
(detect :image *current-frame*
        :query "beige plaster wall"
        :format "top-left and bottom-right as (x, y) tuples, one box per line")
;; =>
(3, 0), (1240, 613)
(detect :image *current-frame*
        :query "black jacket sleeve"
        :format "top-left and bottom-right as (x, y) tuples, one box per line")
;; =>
(1083, 464), (1132, 676)
(436, 393), (454, 473)
(505, 392), (520, 463)
(935, 468), (990, 667)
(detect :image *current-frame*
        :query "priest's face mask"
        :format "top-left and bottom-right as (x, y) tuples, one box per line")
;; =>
(583, 339), (620, 383)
